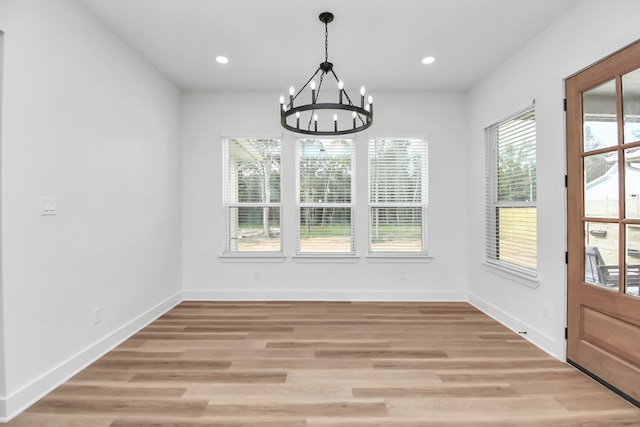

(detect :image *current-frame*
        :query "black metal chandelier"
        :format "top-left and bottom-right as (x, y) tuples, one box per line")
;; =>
(279, 12), (373, 136)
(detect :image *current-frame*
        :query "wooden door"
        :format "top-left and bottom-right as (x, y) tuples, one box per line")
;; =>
(566, 40), (640, 404)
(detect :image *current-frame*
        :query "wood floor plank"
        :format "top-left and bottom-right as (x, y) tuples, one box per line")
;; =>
(286, 369), (441, 384)
(90, 359), (231, 371)
(183, 349), (316, 359)
(138, 339), (267, 350)
(231, 358), (373, 370)
(511, 378), (626, 397)
(130, 371), (287, 384)
(110, 417), (307, 427)
(315, 349), (448, 359)
(372, 357), (561, 370)
(28, 397), (208, 417)
(352, 383), (518, 398)
(384, 396), (568, 417)
(68, 370), (136, 382)
(266, 340), (391, 349)
(132, 333), (248, 341)
(183, 383), (354, 401)
(437, 367), (581, 383)
(4, 301), (640, 426)
(49, 384), (187, 399)
(105, 351), (185, 359)
(1, 413), (114, 427)
(203, 401), (388, 417)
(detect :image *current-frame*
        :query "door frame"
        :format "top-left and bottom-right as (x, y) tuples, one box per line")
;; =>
(566, 39), (640, 406)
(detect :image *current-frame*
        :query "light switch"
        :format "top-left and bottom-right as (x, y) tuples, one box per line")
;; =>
(41, 197), (57, 216)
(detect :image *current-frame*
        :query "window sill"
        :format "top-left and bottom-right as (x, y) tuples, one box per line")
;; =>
(219, 254), (287, 263)
(292, 254), (360, 264)
(482, 261), (540, 288)
(366, 254), (434, 263)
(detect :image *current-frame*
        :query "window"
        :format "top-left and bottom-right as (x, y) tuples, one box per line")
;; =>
(297, 139), (354, 253)
(369, 138), (429, 253)
(223, 138), (281, 253)
(485, 106), (537, 274)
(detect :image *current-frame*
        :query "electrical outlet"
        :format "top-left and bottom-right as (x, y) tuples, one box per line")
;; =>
(542, 303), (550, 319)
(94, 307), (102, 325)
(400, 271), (406, 281)
(41, 197), (57, 215)
(253, 271), (260, 281)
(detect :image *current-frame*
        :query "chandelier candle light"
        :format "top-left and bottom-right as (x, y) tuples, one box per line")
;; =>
(279, 12), (373, 136)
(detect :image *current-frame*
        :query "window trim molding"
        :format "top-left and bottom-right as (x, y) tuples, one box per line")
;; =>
(482, 261), (541, 288)
(292, 254), (360, 263)
(485, 104), (538, 276)
(368, 137), (429, 255)
(295, 138), (356, 255)
(223, 137), (283, 254)
(366, 254), (434, 263)
(219, 254), (287, 263)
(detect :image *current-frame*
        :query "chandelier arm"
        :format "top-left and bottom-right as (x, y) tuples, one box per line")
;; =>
(305, 108), (315, 131)
(330, 69), (356, 107)
(317, 71), (326, 93)
(306, 71), (328, 130)
(330, 69), (366, 126)
(330, 69), (354, 106)
(291, 67), (322, 106)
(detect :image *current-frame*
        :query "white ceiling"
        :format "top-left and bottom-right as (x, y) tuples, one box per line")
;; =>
(76, 0), (581, 92)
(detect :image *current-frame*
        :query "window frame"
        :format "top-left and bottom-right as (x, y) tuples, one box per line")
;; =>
(485, 105), (538, 277)
(295, 138), (356, 255)
(368, 137), (429, 256)
(222, 137), (283, 255)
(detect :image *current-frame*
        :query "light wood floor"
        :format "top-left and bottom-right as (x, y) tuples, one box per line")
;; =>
(6, 301), (640, 426)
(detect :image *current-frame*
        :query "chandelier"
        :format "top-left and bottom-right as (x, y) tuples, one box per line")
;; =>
(279, 12), (373, 136)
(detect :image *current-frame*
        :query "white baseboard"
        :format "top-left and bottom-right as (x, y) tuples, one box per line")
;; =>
(182, 289), (466, 302)
(0, 292), (182, 423)
(468, 291), (564, 361)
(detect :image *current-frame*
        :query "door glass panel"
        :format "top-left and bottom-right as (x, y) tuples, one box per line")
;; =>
(583, 79), (618, 152)
(622, 68), (640, 144)
(625, 148), (640, 219)
(626, 225), (640, 296)
(584, 222), (619, 290)
(584, 152), (619, 218)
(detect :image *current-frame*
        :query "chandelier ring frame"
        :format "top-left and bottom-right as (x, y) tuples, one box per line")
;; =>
(281, 103), (373, 136)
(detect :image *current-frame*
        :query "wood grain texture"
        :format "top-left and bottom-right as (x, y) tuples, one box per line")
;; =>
(565, 38), (640, 404)
(5, 301), (640, 426)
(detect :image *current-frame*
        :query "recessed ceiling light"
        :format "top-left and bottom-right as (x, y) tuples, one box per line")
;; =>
(422, 56), (435, 65)
(216, 56), (229, 64)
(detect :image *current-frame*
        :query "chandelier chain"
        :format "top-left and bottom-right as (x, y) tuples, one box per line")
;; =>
(325, 21), (329, 63)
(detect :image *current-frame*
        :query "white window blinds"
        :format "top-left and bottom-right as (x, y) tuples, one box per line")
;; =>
(486, 106), (537, 273)
(297, 138), (354, 253)
(369, 138), (428, 253)
(223, 138), (281, 253)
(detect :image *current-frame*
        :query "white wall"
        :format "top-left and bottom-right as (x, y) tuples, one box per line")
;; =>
(467, 0), (640, 359)
(0, 0), (182, 420)
(181, 91), (469, 301)
(0, 30), (6, 402)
